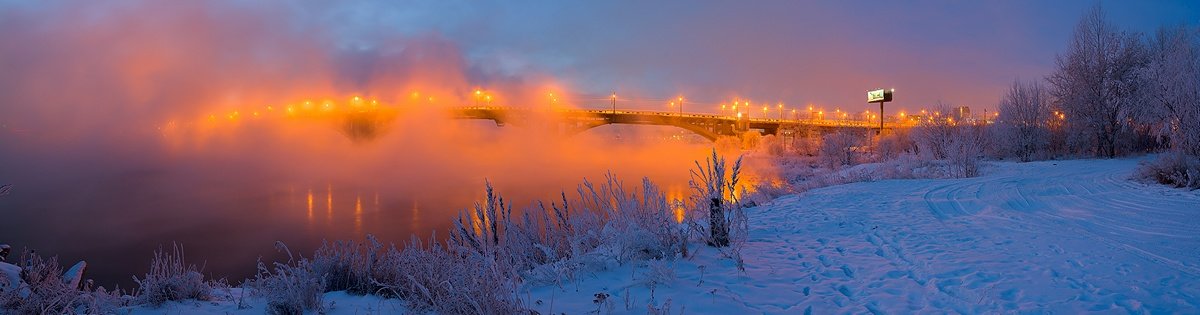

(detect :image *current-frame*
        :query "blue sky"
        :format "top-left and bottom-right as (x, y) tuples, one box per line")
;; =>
(5, 0), (1199, 114)
(294, 0), (1198, 113)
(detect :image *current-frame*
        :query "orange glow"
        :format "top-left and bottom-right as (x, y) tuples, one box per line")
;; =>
(306, 189), (314, 219)
(355, 194), (363, 234)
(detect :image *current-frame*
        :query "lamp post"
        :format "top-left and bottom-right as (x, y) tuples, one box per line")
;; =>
(677, 96), (684, 115)
(777, 103), (784, 120)
(610, 92), (616, 114)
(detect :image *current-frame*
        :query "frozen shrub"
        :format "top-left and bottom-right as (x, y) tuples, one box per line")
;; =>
(876, 129), (915, 161)
(689, 150), (744, 248)
(758, 134), (785, 155)
(713, 136), (741, 155)
(311, 237), (383, 295)
(133, 244), (214, 306)
(912, 104), (957, 160)
(946, 125), (987, 178)
(819, 131), (860, 169)
(250, 242), (325, 315)
(0, 250), (123, 314)
(1134, 152), (1200, 189)
(741, 131), (762, 150)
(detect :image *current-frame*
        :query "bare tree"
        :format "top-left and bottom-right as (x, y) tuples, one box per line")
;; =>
(912, 102), (956, 160)
(1047, 5), (1148, 158)
(996, 79), (1052, 161)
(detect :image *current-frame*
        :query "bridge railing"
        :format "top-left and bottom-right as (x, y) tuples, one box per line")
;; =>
(450, 106), (908, 128)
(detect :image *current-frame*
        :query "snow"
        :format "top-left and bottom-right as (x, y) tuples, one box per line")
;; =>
(63, 260), (86, 289)
(0, 262), (20, 292)
(525, 158), (1200, 313)
(125, 289), (410, 314)
(118, 157), (1200, 313)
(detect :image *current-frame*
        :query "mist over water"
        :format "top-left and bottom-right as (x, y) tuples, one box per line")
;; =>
(0, 0), (725, 288)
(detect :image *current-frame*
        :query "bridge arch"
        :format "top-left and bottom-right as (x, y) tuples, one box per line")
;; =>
(565, 120), (725, 142)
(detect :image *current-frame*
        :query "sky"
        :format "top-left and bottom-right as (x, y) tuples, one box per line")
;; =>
(291, 0), (1199, 114)
(2, 0), (1198, 117)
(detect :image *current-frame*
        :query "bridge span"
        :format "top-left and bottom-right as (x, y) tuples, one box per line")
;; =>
(448, 107), (903, 141)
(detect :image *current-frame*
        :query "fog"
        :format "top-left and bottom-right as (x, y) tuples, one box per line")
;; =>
(0, 1), (721, 287)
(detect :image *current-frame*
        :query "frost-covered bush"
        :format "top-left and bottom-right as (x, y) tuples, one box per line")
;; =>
(379, 238), (523, 314)
(713, 136), (741, 155)
(133, 244), (215, 306)
(250, 242), (326, 315)
(0, 250), (123, 314)
(876, 129), (915, 161)
(912, 104), (957, 160)
(758, 134), (785, 155)
(310, 237), (382, 295)
(946, 125), (987, 178)
(741, 131), (762, 150)
(819, 132), (860, 169)
(689, 150), (745, 248)
(1134, 152), (1200, 189)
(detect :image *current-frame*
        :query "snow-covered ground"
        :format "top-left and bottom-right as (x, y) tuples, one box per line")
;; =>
(126, 157), (1200, 314)
(526, 158), (1200, 313)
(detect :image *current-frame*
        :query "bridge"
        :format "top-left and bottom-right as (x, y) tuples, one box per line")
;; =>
(448, 107), (902, 141)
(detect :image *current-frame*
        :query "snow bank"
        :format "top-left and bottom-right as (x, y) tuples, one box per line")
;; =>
(525, 157), (1200, 313)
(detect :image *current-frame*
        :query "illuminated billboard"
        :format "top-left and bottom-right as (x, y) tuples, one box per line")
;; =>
(867, 89), (894, 103)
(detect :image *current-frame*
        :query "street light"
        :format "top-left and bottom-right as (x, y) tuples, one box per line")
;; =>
(610, 92), (617, 114)
(777, 103), (784, 120)
(677, 96), (684, 115)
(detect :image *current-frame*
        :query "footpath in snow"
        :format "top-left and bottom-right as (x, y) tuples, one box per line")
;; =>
(526, 158), (1200, 314)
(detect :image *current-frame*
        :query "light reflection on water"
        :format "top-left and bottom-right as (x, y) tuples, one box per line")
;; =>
(0, 124), (717, 290)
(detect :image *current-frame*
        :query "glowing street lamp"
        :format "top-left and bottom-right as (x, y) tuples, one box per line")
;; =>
(610, 92), (617, 114)
(677, 96), (684, 115)
(777, 103), (784, 120)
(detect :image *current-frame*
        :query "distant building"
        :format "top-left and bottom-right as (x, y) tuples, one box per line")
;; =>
(955, 106), (970, 120)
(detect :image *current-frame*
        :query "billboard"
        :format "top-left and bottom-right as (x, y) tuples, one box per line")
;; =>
(867, 89), (893, 103)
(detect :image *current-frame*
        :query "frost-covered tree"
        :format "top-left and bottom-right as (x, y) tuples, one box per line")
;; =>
(1143, 24), (1200, 156)
(996, 79), (1052, 161)
(912, 102), (956, 160)
(819, 131), (860, 169)
(946, 125), (987, 178)
(1048, 5), (1148, 158)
